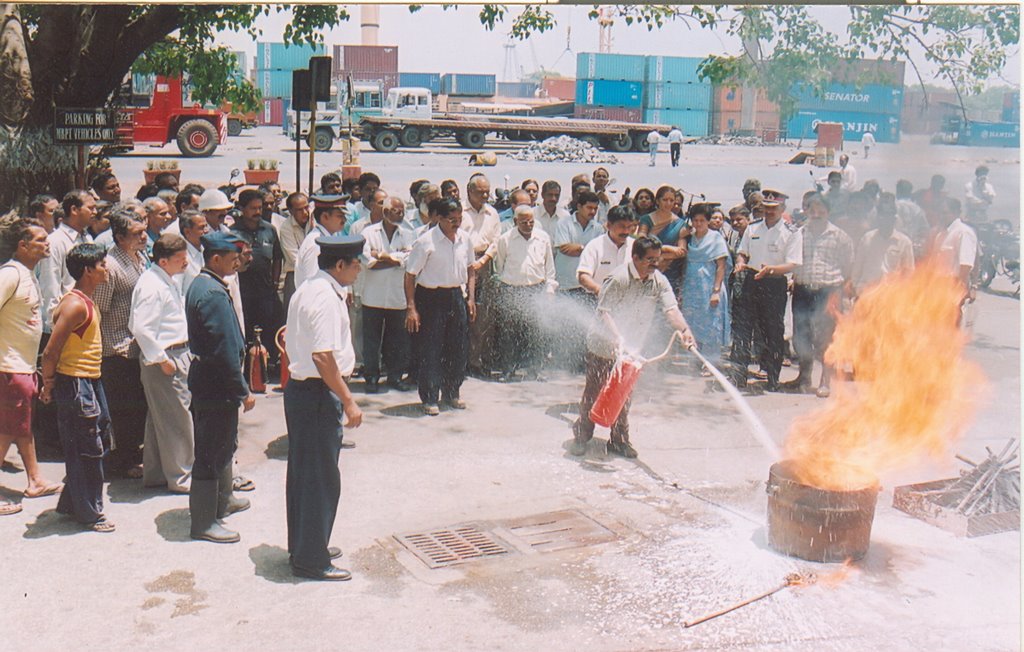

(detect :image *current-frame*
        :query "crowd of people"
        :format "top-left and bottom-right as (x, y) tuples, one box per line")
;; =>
(0, 157), (988, 579)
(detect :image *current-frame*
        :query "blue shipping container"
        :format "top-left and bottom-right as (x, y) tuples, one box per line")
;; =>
(256, 42), (327, 71)
(576, 79), (643, 108)
(398, 72), (441, 95)
(497, 81), (539, 98)
(257, 69), (295, 98)
(786, 110), (902, 144)
(793, 83), (903, 115)
(576, 53), (646, 82)
(644, 82), (712, 111)
(645, 56), (705, 84)
(965, 121), (1019, 148)
(642, 109), (710, 137)
(441, 73), (496, 96)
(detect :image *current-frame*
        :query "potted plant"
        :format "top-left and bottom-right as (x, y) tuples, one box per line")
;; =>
(244, 159), (280, 185)
(144, 159), (181, 185)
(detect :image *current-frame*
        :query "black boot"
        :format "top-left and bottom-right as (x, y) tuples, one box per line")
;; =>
(190, 480), (240, 543)
(217, 465), (251, 519)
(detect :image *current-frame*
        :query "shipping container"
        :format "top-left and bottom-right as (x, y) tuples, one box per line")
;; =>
(793, 83), (904, 115)
(497, 81), (539, 98)
(256, 69), (295, 98)
(645, 56), (705, 84)
(831, 59), (906, 86)
(711, 111), (782, 135)
(441, 73), (496, 97)
(398, 72), (442, 95)
(576, 52), (645, 82)
(644, 82), (712, 111)
(965, 121), (1019, 147)
(642, 109), (710, 136)
(332, 44), (399, 76)
(786, 109), (902, 144)
(541, 77), (575, 101)
(256, 42), (327, 71)
(347, 72), (400, 95)
(713, 85), (779, 113)
(575, 79), (643, 108)
(1002, 106), (1020, 123)
(572, 105), (642, 123)
(258, 97), (285, 126)
(1003, 90), (1020, 109)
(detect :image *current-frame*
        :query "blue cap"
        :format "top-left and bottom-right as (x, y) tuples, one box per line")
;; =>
(316, 233), (365, 258)
(200, 231), (245, 253)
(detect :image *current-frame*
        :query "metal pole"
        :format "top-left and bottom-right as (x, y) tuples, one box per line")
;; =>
(295, 108), (301, 193)
(308, 63), (316, 196)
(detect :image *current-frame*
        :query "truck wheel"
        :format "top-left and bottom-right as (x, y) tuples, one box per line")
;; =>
(461, 130), (486, 149)
(605, 133), (633, 152)
(400, 127), (423, 148)
(309, 127), (334, 152)
(177, 119), (218, 157)
(372, 129), (400, 153)
(227, 118), (243, 137)
(578, 135), (602, 149)
(632, 133), (649, 152)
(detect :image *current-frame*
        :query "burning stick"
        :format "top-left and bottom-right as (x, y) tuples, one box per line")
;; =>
(684, 572), (815, 628)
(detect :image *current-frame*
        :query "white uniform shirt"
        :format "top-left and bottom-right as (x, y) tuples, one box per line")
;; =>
(553, 215), (605, 291)
(129, 265), (188, 365)
(406, 227), (473, 288)
(937, 218), (978, 273)
(347, 216), (377, 237)
(37, 223), (91, 331)
(362, 222), (417, 310)
(533, 204), (570, 241)
(486, 227), (557, 292)
(286, 270), (355, 380)
(460, 202), (501, 254)
(294, 223), (332, 289)
(739, 219), (803, 270)
(577, 234), (633, 288)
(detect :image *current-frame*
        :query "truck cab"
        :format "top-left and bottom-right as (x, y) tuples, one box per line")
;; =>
(383, 87), (433, 119)
(286, 80), (387, 150)
(111, 74), (226, 157)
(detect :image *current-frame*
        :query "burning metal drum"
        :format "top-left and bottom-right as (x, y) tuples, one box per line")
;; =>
(766, 460), (881, 562)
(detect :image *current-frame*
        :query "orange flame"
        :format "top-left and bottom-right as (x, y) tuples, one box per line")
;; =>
(783, 259), (986, 491)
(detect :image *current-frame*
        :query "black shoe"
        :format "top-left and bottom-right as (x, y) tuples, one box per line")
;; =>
(568, 439), (588, 456)
(291, 563), (352, 581)
(387, 379), (414, 392)
(607, 441), (638, 459)
(365, 379), (381, 394)
(340, 440), (356, 449)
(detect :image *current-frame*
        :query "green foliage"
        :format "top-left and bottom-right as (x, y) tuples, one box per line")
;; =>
(134, 42), (261, 113)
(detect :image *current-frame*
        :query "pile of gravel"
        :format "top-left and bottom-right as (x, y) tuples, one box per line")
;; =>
(507, 135), (620, 164)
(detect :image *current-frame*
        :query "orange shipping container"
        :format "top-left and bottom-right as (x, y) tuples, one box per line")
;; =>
(713, 86), (779, 114)
(712, 110), (781, 135)
(542, 78), (576, 101)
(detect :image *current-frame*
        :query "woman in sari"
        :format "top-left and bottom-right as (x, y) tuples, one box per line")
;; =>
(681, 203), (730, 366)
(637, 185), (688, 294)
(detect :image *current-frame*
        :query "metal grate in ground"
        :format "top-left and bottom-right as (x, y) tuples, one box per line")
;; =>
(394, 524), (511, 569)
(499, 509), (618, 552)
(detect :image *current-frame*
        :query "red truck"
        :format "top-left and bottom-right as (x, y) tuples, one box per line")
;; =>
(110, 75), (227, 157)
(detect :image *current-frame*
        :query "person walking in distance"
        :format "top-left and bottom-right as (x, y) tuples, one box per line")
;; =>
(667, 125), (684, 167)
(284, 233), (365, 581)
(646, 129), (662, 167)
(184, 232), (255, 543)
(0, 217), (63, 516)
(40, 243), (115, 532)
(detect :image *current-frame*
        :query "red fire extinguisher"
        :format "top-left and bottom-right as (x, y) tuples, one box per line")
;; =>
(247, 326), (268, 394)
(275, 326), (289, 389)
(590, 357), (644, 427)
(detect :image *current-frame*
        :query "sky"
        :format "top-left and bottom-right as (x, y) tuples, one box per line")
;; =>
(212, 4), (1021, 90)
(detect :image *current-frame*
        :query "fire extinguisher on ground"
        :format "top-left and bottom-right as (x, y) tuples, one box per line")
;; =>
(246, 326), (268, 393)
(590, 332), (685, 427)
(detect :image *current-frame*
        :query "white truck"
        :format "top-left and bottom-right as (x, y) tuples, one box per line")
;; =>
(285, 80), (386, 151)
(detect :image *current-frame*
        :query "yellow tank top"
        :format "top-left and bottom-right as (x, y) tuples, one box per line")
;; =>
(56, 290), (102, 378)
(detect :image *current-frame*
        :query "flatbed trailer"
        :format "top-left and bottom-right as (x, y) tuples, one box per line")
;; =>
(358, 113), (670, 152)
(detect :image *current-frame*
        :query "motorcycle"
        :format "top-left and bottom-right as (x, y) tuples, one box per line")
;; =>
(973, 218), (1020, 297)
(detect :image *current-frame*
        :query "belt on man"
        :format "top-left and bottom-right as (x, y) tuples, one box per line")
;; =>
(166, 342), (189, 352)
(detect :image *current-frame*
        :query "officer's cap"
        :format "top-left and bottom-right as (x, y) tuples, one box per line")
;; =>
(310, 193), (350, 210)
(761, 188), (789, 206)
(200, 231), (245, 253)
(316, 233), (365, 258)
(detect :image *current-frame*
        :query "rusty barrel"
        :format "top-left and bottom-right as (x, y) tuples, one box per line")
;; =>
(766, 460), (880, 562)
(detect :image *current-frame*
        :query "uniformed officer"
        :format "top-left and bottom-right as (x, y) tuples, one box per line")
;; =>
(294, 194), (349, 289)
(185, 232), (256, 544)
(730, 188), (802, 392)
(284, 233), (364, 581)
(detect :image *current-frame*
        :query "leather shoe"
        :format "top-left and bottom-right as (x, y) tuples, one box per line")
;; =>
(815, 385), (831, 398)
(291, 563), (352, 581)
(423, 403), (440, 416)
(607, 441), (638, 459)
(364, 379), (381, 394)
(443, 398), (467, 410)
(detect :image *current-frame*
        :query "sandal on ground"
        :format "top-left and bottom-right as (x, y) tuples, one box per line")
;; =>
(0, 500), (22, 516)
(90, 519), (116, 533)
(24, 483), (63, 498)
(233, 475), (256, 492)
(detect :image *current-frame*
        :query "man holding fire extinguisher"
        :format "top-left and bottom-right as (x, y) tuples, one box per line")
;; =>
(571, 235), (695, 459)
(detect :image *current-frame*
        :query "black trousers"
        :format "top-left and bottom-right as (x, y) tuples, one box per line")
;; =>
(190, 397), (239, 481)
(730, 275), (788, 386)
(792, 284), (842, 374)
(102, 355), (147, 471)
(284, 378), (342, 570)
(670, 142), (681, 166)
(361, 305), (410, 383)
(415, 286), (468, 405)
(495, 283), (544, 374)
(241, 290), (282, 363)
(54, 375), (111, 524)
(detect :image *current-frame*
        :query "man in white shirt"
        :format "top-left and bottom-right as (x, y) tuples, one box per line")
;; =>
(347, 188), (386, 237)
(130, 234), (194, 494)
(179, 209), (209, 295)
(667, 126), (684, 167)
(275, 192), (314, 311)
(839, 154), (857, 192)
(554, 191), (605, 370)
(294, 195), (348, 289)
(933, 197), (978, 308)
(964, 165), (996, 222)
(731, 188), (803, 392)
(474, 205), (557, 382)
(405, 198), (477, 416)
(646, 129), (662, 167)
(37, 190), (95, 333)
(534, 180), (570, 239)
(861, 131), (876, 159)
(284, 233), (363, 582)
(461, 174), (501, 375)
(577, 204), (639, 295)
(361, 197), (416, 393)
